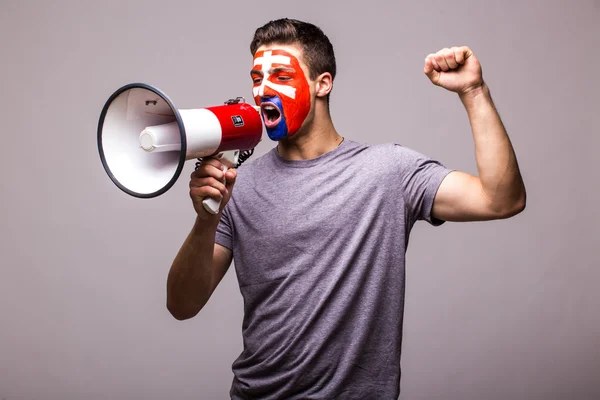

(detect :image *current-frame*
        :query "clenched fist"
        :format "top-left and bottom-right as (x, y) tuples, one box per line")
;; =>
(189, 158), (237, 221)
(424, 46), (483, 96)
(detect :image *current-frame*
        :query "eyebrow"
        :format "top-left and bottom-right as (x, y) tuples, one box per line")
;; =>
(251, 66), (296, 75)
(270, 66), (295, 74)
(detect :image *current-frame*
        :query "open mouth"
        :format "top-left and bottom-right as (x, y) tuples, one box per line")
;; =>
(260, 102), (282, 128)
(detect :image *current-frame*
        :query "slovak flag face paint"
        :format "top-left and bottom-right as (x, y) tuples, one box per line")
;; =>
(251, 49), (311, 141)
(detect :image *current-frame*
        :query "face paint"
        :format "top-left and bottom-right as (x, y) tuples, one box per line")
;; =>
(251, 49), (311, 141)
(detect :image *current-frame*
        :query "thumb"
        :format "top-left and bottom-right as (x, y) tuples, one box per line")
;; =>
(224, 168), (237, 197)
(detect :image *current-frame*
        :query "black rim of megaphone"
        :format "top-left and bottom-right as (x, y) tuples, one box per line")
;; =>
(97, 83), (187, 198)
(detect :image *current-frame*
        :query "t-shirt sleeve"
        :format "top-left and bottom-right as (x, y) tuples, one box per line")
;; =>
(394, 144), (453, 226)
(215, 205), (233, 250)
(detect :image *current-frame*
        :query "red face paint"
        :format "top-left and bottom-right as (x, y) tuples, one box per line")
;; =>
(251, 49), (311, 139)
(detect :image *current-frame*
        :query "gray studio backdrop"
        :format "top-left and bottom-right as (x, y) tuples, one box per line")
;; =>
(1, 1), (598, 399)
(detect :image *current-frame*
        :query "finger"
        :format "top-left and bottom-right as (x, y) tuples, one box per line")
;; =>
(435, 52), (450, 71)
(430, 58), (442, 72)
(190, 185), (223, 202)
(224, 169), (237, 194)
(224, 168), (237, 184)
(461, 46), (473, 61)
(193, 157), (224, 174)
(424, 56), (441, 83)
(190, 177), (227, 196)
(200, 157), (224, 169)
(425, 53), (441, 72)
(424, 55), (434, 74)
(443, 47), (458, 69)
(453, 46), (465, 65)
(190, 188), (223, 208)
(191, 163), (225, 180)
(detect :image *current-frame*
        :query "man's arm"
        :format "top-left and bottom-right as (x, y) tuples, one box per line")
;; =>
(166, 158), (237, 320)
(167, 221), (232, 320)
(424, 46), (526, 222)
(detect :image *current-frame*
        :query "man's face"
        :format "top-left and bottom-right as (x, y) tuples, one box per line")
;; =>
(251, 46), (312, 141)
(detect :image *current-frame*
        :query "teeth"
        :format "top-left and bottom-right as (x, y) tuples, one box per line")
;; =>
(263, 105), (275, 111)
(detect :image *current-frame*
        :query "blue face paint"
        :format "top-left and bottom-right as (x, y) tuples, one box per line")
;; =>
(261, 96), (289, 141)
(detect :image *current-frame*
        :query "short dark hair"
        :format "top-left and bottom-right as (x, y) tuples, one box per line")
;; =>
(250, 18), (336, 84)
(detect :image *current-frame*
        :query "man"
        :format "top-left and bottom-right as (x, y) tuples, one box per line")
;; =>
(167, 18), (525, 399)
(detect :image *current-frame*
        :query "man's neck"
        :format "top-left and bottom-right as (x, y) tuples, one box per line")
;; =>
(276, 109), (343, 161)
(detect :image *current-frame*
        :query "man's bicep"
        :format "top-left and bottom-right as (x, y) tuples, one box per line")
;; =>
(209, 243), (233, 296)
(432, 171), (500, 222)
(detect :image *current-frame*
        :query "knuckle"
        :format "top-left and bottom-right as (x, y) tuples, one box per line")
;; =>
(210, 182), (225, 194)
(190, 186), (221, 200)
(189, 177), (204, 188)
(209, 188), (224, 200)
(194, 159), (223, 174)
(204, 157), (223, 168)
(199, 177), (225, 192)
(191, 166), (211, 178)
(196, 177), (218, 189)
(208, 165), (225, 179)
(189, 187), (203, 199)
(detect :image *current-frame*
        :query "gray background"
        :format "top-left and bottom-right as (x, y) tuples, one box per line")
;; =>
(1, 0), (598, 399)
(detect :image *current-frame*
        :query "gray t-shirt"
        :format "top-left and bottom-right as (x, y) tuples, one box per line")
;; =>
(215, 139), (452, 399)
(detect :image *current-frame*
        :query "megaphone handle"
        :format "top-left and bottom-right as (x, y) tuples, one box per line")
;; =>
(200, 150), (239, 215)
(202, 165), (228, 215)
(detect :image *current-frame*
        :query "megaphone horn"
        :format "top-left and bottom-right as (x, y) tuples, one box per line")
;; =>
(97, 83), (262, 214)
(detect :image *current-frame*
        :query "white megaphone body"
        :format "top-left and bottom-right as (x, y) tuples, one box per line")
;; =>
(97, 83), (263, 214)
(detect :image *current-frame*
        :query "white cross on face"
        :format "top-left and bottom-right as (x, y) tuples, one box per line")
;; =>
(252, 51), (297, 99)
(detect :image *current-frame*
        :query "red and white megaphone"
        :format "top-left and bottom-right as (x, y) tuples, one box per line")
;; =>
(97, 83), (262, 214)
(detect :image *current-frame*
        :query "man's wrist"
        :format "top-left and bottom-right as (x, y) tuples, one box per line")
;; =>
(459, 81), (488, 99)
(459, 82), (491, 109)
(193, 215), (220, 235)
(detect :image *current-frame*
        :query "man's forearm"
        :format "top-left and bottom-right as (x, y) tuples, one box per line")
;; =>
(166, 218), (218, 320)
(460, 83), (526, 214)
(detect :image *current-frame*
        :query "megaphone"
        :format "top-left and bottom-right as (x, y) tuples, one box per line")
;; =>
(97, 83), (262, 214)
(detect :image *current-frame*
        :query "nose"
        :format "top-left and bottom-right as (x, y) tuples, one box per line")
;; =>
(260, 83), (277, 98)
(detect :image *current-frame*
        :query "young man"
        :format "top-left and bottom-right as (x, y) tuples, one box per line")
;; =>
(167, 18), (525, 399)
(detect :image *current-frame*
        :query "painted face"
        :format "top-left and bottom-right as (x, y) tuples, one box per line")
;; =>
(251, 49), (311, 141)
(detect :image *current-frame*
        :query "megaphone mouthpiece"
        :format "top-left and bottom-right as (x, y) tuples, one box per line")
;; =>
(139, 121), (181, 152)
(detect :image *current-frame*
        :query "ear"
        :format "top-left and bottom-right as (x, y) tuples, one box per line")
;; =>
(315, 72), (333, 98)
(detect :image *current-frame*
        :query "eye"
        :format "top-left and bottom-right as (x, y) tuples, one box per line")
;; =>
(253, 77), (262, 84)
(277, 76), (292, 82)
